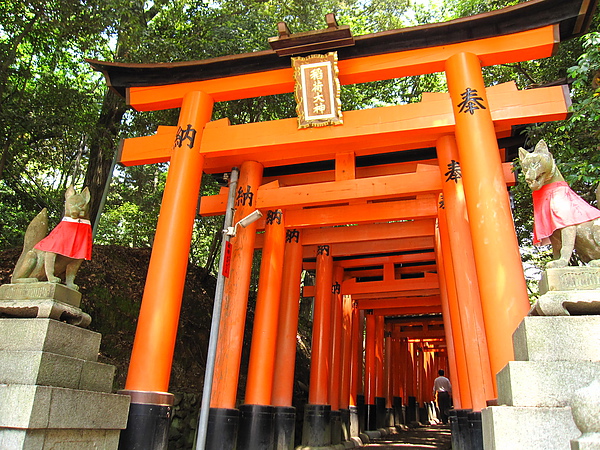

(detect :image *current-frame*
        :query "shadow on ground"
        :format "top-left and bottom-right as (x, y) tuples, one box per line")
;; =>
(365, 425), (452, 449)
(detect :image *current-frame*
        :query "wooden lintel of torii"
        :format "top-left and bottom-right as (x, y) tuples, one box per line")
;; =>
(302, 252), (436, 271)
(302, 272), (439, 297)
(301, 219), (436, 245)
(119, 81), (568, 174)
(372, 306), (442, 317)
(235, 162), (512, 231)
(118, 25), (557, 111)
(344, 264), (436, 280)
(299, 236), (435, 260)
(356, 295), (441, 310)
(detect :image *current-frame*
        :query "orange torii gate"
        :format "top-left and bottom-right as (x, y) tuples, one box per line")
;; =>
(89, 0), (594, 448)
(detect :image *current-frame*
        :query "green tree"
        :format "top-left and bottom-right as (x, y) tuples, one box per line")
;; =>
(0, 0), (114, 245)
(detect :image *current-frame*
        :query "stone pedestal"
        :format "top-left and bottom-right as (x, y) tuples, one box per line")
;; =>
(0, 283), (130, 449)
(0, 282), (91, 327)
(482, 268), (600, 449)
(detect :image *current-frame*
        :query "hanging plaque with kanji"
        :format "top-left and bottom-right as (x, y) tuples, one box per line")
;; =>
(292, 52), (343, 129)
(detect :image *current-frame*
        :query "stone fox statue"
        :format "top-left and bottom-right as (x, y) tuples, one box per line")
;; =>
(11, 186), (92, 290)
(519, 140), (600, 268)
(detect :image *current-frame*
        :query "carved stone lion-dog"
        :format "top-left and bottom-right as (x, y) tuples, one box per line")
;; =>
(11, 186), (92, 290)
(519, 140), (600, 268)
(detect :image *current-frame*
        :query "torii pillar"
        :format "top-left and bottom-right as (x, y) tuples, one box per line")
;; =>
(302, 245), (334, 447)
(437, 135), (495, 409)
(271, 228), (304, 449)
(339, 293), (354, 440)
(329, 266), (344, 445)
(119, 91), (213, 449)
(238, 209), (286, 449)
(349, 306), (364, 436)
(364, 310), (377, 431)
(446, 52), (531, 391)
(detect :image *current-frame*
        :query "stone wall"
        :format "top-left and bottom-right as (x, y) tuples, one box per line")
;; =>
(169, 392), (200, 450)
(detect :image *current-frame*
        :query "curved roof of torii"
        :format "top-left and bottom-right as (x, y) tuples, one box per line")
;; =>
(88, 0), (597, 99)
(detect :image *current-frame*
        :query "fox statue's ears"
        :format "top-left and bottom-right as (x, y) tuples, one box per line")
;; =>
(65, 186), (75, 199)
(533, 140), (550, 154)
(64, 186), (91, 204)
(81, 187), (91, 204)
(519, 140), (551, 161)
(518, 147), (528, 161)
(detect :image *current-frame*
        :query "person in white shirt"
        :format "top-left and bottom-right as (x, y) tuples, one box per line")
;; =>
(432, 369), (452, 424)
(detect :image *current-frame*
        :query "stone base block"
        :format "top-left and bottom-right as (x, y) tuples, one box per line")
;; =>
(0, 283), (81, 307)
(0, 384), (130, 430)
(0, 319), (100, 361)
(540, 268), (600, 295)
(513, 316), (600, 362)
(497, 361), (600, 407)
(0, 351), (115, 392)
(0, 428), (121, 450)
(482, 406), (580, 450)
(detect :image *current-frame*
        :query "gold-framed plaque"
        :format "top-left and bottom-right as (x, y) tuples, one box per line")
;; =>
(292, 52), (343, 129)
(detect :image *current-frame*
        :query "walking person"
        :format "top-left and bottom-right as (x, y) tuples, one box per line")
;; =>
(433, 369), (452, 424)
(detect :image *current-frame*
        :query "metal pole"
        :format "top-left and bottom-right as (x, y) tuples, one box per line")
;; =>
(195, 167), (239, 450)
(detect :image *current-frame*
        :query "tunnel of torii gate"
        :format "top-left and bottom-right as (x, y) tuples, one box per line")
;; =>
(89, 0), (596, 448)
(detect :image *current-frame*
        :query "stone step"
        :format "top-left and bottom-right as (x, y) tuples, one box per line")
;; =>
(513, 316), (600, 362)
(0, 428), (120, 450)
(0, 384), (129, 430)
(482, 405), (580, 450)
(497, 361), (600, 407)
(0, 350), (115, 393)
(0, 385), (129, 450)
(0, 318), (100, 361)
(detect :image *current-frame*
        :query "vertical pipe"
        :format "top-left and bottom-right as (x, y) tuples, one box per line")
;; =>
(211, 160), (264, 409)
(446, 52), (530, 392)
(271, 229), (304, 407)
(125, 90), (213, 392)
(195, 168), (239, 450)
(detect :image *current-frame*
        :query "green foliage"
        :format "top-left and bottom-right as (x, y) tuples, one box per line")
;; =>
(1, 0), (600, 289)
